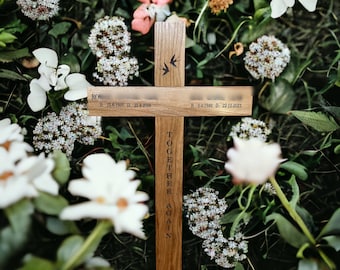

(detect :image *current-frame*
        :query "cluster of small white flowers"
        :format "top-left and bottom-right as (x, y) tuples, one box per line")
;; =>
(88, 16), (139, 86)
(183, 187), (228, 239)
(16, 0), (59, 20)
(229, 117), (272, 142)
(93, 55), (139, 86)
(263, 182), (277, 195)
(244, 35), (290, 81)
(184, 187), (248, 268)
(203, 231), (248, 268)
(33, 103), (102, 157)
(88, 16), (131, 58)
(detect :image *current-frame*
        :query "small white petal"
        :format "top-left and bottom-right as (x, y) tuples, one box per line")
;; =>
(60, 202), (117, 220)
(55, 65), (71, 90)
(82, 153), (118, 183)
(112, 204), (148, 239)
(0, 119), (23, 143)
(284, 0), (295, 7)
(27, 80), (47, 112)
(154, 4), (171, 21)
(64, 73), (91, 101)
(67, 179), (106, 200)
(31, 155), (58, 195)
(299, 0), (317, 11)
(7, 141), (33, 162)
(37, 64), (56, 89)
(270, 0), (294, 18)
(33, 48), (58, 68)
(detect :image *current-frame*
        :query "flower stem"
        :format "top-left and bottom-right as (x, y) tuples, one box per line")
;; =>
(60, 220), (111, 270)
(269, 177), (336, 269)
(269, 177), (315, 244)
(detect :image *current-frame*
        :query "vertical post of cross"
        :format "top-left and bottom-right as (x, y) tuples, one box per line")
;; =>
(154, 21), (186, 270)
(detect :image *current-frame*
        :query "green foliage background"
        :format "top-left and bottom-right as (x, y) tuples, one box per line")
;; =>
(0, 0), (339, 269)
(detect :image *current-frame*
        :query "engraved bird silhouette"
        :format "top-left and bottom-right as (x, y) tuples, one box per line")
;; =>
(170, 54), (177, 67)
(162, 62), (170, 75)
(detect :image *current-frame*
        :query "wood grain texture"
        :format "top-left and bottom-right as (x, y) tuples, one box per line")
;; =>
(154, 22), (185, 87)
(155, 116), (184, 270)
(88, 86), (253, 117)
(154, 21), (185, 270)
(86, 21), (253, 270)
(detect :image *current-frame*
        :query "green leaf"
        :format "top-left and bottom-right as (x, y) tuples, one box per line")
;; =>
(220, 208), (242, 224)
(46, 217), (79, 236)
(119, 127), (134, 140)
(289, 110), (340, 132)
(253, 0), (269, 10)
(296, 206), (316, 234)
(266, 213), (309, 248)
(57, 235), (85, 265)
(48, 22), (72, 39)
(234, 262), (245, 270)
(47, 89), (67, 113)
(322, 105), (340, 123)
(51, 150), (71, 185)
(33, 192), (68, 215)
(260, 79), (296, 114)
(240, 14), (271, 44)
(334, 144), (340, 154)
(193, 170), (208, 177)
(287, 175), (299, 209)
(280, 161), (308, 181)
(318, 208), (340, 238)
(84, 257), (111, 269)
(60, 52), (80, 73)
(0, 47), (30, 62)
(280, 57), (312, 85)
(5, 199), (34, 232)
(56, 222), (111, 269)
(19, 255), (55, 270)
(0, 68), (28, 81)
(0, 200), (34, 268)
(0, 31), (16, 44)
(322, 236), (340, 251)
(298, 259), (319, 270)
(0, 227), (27, 267)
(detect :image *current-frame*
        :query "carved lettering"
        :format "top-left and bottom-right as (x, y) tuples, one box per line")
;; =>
(165, 131), (174, 236)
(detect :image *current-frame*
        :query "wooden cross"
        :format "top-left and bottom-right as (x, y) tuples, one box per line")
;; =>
(88, 22), (253, 270)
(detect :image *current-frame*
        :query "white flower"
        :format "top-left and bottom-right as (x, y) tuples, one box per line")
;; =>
(270, 0), (318, 18)
(0, 149), (58, 208)
(27, 48), (91, 111)
(59, 153), (149, 239)
(33, 48), (70, 90)
(16, 0), (60, 21)
(0, 118), (33, 161)
(147, 4), (171, 21)
(225, 137), (284, 185)
(243, 35), (290, 80)
(64, 73), (92, 101)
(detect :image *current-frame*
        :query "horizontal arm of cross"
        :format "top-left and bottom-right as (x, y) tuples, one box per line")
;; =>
(88, 86), (253, 117)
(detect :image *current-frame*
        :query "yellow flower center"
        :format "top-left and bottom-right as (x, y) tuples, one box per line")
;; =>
(0, 171), (13, 181)
(116, 198), (128, 210)
(1, 141), (11, 151)
(96, 196), (106, 204)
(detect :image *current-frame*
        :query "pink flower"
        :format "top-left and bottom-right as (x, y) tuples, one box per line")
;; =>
(132, 4), (155, 35)
(132, 0), (171, 34)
